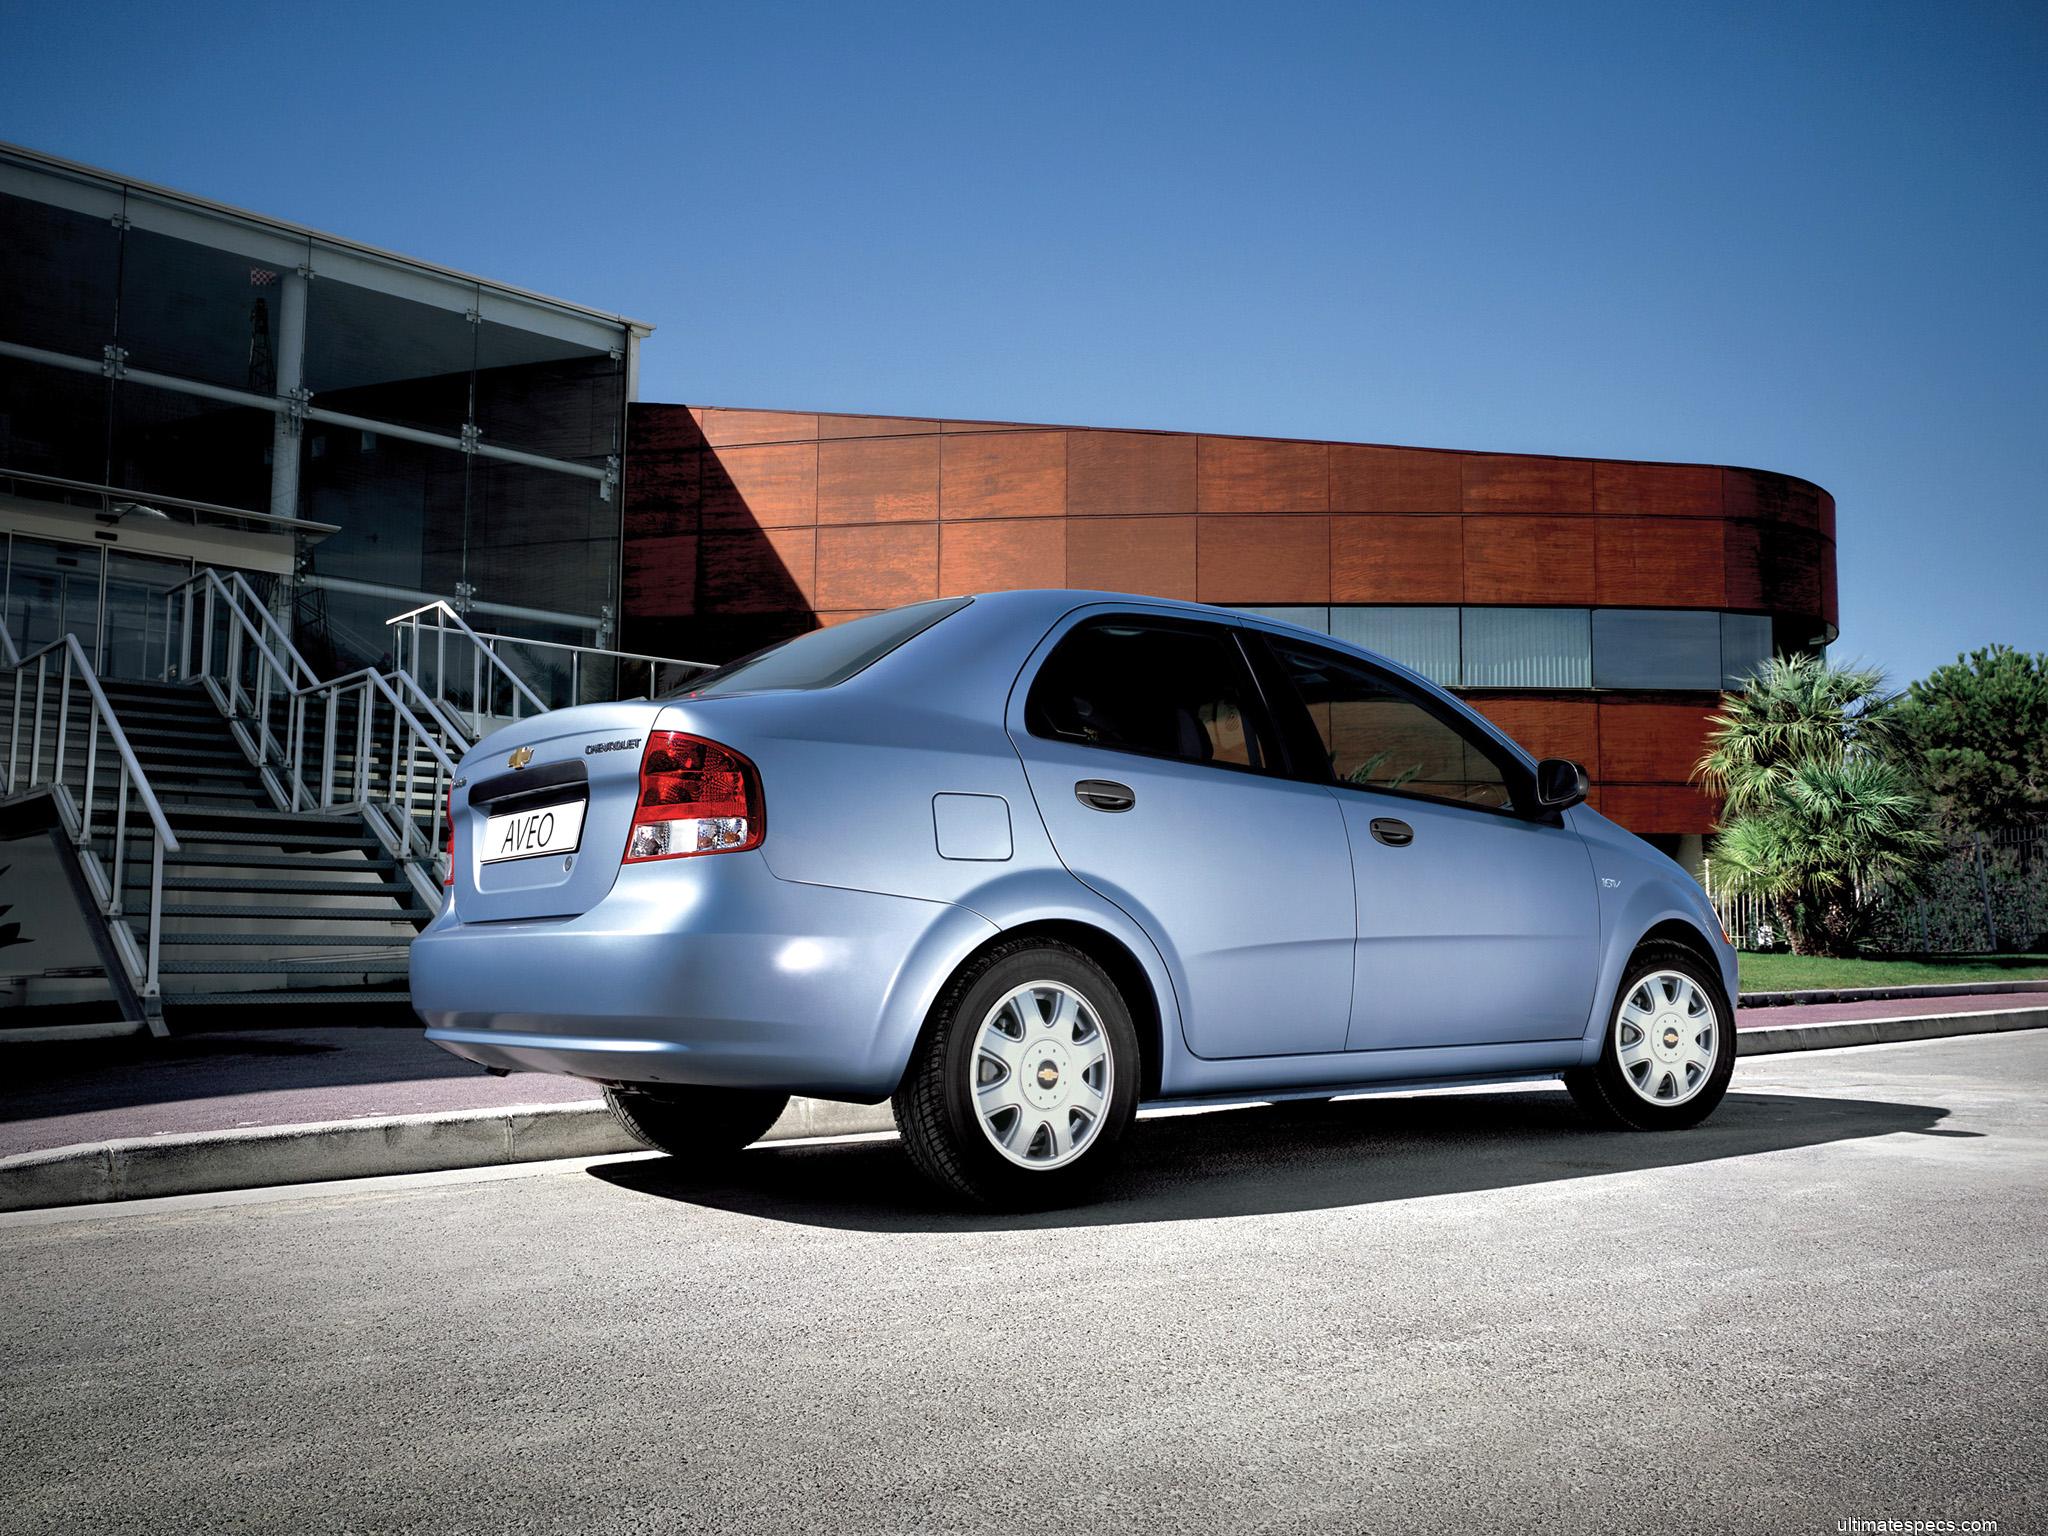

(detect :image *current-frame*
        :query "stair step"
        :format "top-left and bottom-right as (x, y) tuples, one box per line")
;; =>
(157, 850), (399, 870)
(162, 990), (412, 1007)
(128, 763), (260, 781)
(147, 877), (413, 895)
(142, 829), (384, 849)
(162, 930), (422, 944)
(164, 902), (428, 920)
(158, 956), (410, 973)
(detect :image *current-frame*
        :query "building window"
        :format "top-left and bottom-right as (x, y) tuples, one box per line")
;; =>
(1328, 606), (1461, 686)
(1461, 607), (1592, 689)
(1719, 612), (1774, 688)
(1231, 605), (1329, 634)
(1591, 608), (1722, 690)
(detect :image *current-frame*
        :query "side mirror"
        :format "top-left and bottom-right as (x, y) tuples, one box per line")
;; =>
(1534, 757), (1589, 812)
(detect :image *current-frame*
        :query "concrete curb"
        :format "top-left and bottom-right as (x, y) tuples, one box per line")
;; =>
(7, 1010), (2045, 1213)
(0, 1095), (895, 1214)
(1738, 978), (2048, 1009)
(1734, 1005), (2048, 1056)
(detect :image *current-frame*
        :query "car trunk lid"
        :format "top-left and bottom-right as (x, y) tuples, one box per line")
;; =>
(451, 702), (665, 922)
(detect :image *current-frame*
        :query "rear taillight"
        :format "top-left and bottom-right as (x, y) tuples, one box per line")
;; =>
(443, 787), (455, 885)
(624, 731), (764, 862)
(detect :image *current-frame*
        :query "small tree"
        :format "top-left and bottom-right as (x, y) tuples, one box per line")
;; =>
(1694, 652), (1901, 816)
(1696, 654), (1937, 956)
(1707, 758), (1944, 956)
(1898, 645), (2048, 836)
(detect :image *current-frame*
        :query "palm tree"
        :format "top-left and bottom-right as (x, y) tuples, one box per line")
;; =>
(1694, 652), (1902, 818)
(1707, 757), (1944, 956)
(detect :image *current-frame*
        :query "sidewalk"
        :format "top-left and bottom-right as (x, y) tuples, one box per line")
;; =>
(5, 992), (2046, 1211)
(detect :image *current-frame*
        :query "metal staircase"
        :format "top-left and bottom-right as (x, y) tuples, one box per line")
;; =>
(2, 564), (707, 1035)
(101, 678), (425, 1025)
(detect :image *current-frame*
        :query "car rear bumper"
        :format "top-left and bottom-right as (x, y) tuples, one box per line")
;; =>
(411, 853), (996, 1100)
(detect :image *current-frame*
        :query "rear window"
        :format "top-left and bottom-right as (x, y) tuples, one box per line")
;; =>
(668, 597), (972, 698)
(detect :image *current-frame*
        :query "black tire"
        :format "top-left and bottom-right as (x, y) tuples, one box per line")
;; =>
(892, 939), (1141, 1209)
(603, 1083), (790, 1160)
(1565, 941), (1735, 1130)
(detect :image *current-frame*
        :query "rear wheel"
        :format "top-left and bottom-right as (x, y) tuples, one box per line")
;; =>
(603, 1084), (790, 1160)
(893, 940), (1140, 1208)
(1565, 942), (1734, 1130)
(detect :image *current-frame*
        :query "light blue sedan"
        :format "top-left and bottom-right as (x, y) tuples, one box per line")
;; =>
(413, 590), (1737, 1206)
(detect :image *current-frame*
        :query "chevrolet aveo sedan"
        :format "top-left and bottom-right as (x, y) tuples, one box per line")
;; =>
(413, 590), (1737, 1207)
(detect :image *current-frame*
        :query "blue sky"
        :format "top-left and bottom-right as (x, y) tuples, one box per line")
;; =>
(3, 0), (2042, 685)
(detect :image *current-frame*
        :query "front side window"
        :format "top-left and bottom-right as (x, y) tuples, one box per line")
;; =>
(1265, 637), (1517, 811)
(1026, 619), (1274, 771)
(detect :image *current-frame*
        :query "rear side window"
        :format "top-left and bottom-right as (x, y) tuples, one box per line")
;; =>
(1264, 636), (1518, 811)
(673, 598), (971, 698)
(1026, 619), (1275, 770)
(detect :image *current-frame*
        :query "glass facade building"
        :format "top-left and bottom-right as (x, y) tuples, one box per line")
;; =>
(0, 142), (646, 678)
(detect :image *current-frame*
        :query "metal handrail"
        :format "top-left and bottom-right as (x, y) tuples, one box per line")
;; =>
(227, 570), (321, 689)
(0, 612), (19, 668)
(385, 600), (550, 729)
(2, 632), (181, 1005)
(289, 666), (458, 879)
(167, 571), (464, 886)
(386, 600), (710, 725)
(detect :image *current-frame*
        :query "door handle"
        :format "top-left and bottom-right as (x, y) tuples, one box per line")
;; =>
(1075, 779), (1135, 813)
(1370, 817), (1414, 847)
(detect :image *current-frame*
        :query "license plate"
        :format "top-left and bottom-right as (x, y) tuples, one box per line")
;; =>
(479, 800), (587, 864)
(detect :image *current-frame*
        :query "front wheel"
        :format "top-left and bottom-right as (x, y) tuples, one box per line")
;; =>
(893, 940), (1140, 1208)
(1565, 942), (1735, 1130)
(603, 1084), (790, 1160)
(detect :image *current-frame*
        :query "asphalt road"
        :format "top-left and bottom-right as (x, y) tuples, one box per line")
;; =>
(4, 1034), (2044, 1535)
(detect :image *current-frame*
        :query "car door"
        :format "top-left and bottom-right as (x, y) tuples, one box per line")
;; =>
(1008, 611), (1357, 1060)
(1250, 631), (1600, 1050)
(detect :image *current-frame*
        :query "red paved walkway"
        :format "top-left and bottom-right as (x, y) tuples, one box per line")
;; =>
(5, 995), (2046, 1161)
(1735, 993), (2048, 1029)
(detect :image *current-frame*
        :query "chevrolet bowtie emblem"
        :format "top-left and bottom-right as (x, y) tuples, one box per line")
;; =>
(508, 746), (534, 769)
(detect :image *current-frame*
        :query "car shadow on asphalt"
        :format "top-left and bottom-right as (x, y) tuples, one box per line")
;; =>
(587, 1085), (1954, 1232)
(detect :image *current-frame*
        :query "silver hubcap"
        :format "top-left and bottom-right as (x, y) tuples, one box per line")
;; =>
(971, 981), (1112, 1170)
(1616, 969), (1719, 1106)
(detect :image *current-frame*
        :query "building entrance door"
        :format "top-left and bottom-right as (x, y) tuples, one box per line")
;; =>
(2, 534), (198, 680)
(3, 536), (102, 663)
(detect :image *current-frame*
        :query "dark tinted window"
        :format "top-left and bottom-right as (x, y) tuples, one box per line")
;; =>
(674, 598), (972, 697)
(1591, 609), (1721, 690)
(1027, 620), (1275, 770)
(1267, 637), (1516, 811)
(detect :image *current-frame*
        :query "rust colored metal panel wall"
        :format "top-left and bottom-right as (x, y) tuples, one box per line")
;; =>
(622, 405), (1838, 835)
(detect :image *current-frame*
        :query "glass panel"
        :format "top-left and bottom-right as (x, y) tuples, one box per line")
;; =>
(299, 428), (468, 671)
(1265, 636), (1514, 810)
(1329, 606), (1460, 685)
(462, 459), (616, 626)
(304, 271), (476, 439)
(474, 321), (623, 462)
(101, 550), (192, 680)
(1026, 620), (1277, 770)
(1462, 607), (1591, 688)
(4, 536), (101, 659)
(1720, 613), (1774, 689)
(116, 226), (299, 394)
(1233, 605), (1329, 633)
(110, 379), (275, 513)
(0, 190), (121, 356)
(1591, 608), (1721, 690)
(0, 355), (112, 489)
